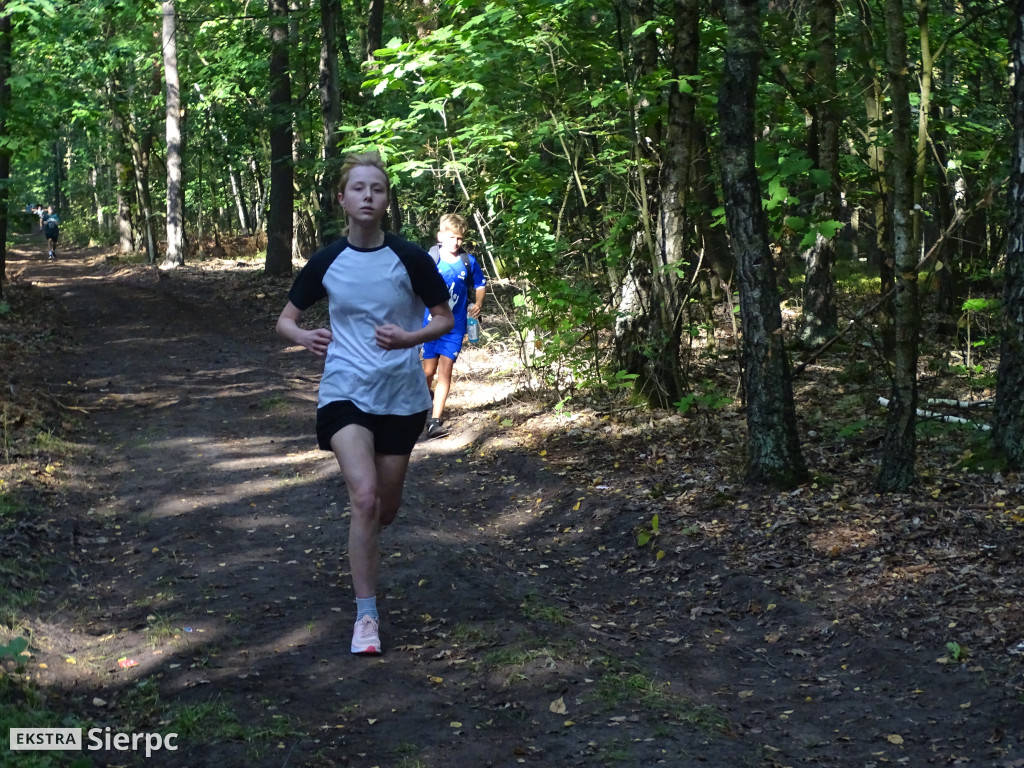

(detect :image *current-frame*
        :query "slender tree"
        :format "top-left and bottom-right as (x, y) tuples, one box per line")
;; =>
(318, 0), (342, 245)
(718, 0), (807, 488)
(994, 0), (1024, 469)
(877, 0), (920, 491)
(162, 0), (184, 268)
(365, 0), (384, 61)
(265, 0), (293, 276)
(799, 0), (840, 347)
(0, 0), (10, 299)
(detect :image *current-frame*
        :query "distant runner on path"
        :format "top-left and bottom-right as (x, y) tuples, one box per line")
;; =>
(42, 206), (61, 260)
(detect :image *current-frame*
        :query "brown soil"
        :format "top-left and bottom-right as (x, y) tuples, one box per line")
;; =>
(1, 236), (1023, 768)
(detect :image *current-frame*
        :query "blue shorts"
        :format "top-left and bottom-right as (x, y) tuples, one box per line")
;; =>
(422, 330), (464, 362)
(316, 400), (427, 455)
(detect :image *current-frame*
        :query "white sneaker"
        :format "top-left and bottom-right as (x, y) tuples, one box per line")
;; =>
(351, 615), (381, 655)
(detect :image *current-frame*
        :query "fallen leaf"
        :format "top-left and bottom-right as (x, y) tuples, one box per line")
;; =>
(887, 734), (904, 745)
(738, 690), (754, 699)
(549, 697), (568, 715)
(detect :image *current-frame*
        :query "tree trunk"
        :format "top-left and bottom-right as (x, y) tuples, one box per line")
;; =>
(799, 0), (840, 347)
(162, 1), (185, 268)
(116, 160), (134, 253)
(645, 0), (700, 407)
(319, 0), (343, 245)
(718, 0), (806, 489)
(877, 0), (920, 492)
(265, 0), (294, 276)
(0, 0), (10, 299)
(913, 0), (933, 246)
(855, 0), (894, 349)
(993, 0), (1024, 469)
(365, 0), (384, 61)
(104, 32), (157, 262)
(612, 0), (691, 408)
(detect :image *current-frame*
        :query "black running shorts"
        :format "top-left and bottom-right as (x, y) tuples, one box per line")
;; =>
(316, 400), (428, 456)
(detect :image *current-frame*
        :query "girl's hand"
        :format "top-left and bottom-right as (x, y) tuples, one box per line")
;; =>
(374, 323), (412, 350)
(300, 328), (332, 357)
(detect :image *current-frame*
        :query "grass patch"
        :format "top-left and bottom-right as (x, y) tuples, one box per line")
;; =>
(144, 613), (181, 646)
(123, 680), (296, 749)
(257, 394), (289, 410)
(0, 491), (25, 519)
(0, 677), (91, 768)
(32, 429), (75, 455)
(446, 622), (495, 647)
(519, 594), (571, 626)
(593, 667), (727, 732)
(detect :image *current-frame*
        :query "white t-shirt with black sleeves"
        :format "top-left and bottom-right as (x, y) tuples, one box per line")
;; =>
(287, 233), (450, 415)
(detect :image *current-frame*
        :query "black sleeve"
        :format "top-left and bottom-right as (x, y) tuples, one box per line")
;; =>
(287, 242), (342, 309)
(389, 235), (450, 308)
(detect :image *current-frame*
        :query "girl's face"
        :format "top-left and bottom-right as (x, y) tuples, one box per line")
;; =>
(339, 165), (389, 228)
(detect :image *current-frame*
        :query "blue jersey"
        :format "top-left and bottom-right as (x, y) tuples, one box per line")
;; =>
(423, 248), (487, 336)
(287, 233), (449, 415)
(43, 213), (60, 238)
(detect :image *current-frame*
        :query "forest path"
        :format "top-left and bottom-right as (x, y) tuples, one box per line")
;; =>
(4, 239), (1023, 768)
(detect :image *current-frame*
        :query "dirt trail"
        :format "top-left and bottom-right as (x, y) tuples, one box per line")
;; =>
(5, 242), (1024, 768)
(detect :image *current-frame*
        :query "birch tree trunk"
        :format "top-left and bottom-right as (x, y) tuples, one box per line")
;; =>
(162, 0), (185, 268)
(994, 0), (1024, 469)
(718, 0), (806, 488)
(877, 0), (920, 491)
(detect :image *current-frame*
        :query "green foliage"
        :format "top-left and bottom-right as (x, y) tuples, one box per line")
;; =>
(519, 594), (571, 627)
(838, 418), (872, 439)
(946, 641), (965, 662)
(635, 515), (666, 561)
(673, 381), (733, 415)
(954, 438), (1006, 473)
(0, 636), (30, 668)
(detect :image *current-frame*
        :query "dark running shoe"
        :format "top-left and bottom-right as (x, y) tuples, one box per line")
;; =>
(424, 418), (447, 440)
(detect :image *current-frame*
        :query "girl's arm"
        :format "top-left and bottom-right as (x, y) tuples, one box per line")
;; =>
(375, 303), (454, 350)
(276, 301), (332, 357)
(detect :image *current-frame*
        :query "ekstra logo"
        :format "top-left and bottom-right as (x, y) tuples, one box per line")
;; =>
(10, 728), (82, 750)
(10, 727), (179, 757)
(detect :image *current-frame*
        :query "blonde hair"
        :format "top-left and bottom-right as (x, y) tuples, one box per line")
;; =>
(339, 150), (390, 195)
(438, 213), (468, 236)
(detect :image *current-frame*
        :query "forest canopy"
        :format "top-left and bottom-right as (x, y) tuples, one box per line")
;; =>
(1, 0), (1022, 486)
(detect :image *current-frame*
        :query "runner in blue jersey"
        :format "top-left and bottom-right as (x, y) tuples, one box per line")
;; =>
(276, 151), (453, 656)
(42, 206), (60, 260)
(421, 213), (487, 438)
